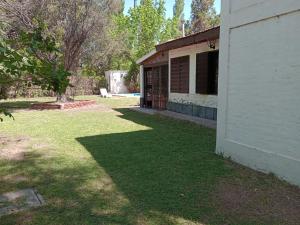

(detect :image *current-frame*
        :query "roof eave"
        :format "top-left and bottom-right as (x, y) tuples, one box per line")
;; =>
(156, 26), (220, 52)
(136, 49), (157, 65)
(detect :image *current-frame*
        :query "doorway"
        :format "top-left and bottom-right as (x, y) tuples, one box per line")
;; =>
(144, 64), (168, 110)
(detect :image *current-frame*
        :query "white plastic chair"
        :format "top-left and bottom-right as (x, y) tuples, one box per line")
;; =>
(100, 88), (112, 98)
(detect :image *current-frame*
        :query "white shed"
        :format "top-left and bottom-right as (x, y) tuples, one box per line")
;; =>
(105, 70), (129, 94)
(217, 0), (300, 186)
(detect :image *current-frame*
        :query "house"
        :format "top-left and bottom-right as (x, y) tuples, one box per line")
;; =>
(217, 0), (300, 186)
(137, 27), (220, 121)
(105, 70), (128, 94)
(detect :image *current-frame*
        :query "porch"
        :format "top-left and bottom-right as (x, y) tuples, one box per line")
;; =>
(138, 50), (169, 110)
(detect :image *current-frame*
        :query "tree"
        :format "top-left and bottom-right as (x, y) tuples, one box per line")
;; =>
(81, 0), (128, 77)
(1, 21), (71, 102)
(173, 0), (185, 35)
(0, 0), (117, 101)
(173, 0), (184, 19)
(113, 0), (180, 91)
(0, 28), (29, 121)
(190, 0), (220, 33)
(0, 13), (70, 119)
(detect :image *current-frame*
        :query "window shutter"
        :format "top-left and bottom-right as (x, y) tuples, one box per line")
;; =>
(171, 56), (189, 93)
(196, 52), (209, 94)
(171, 57), (179, 92)
(180, 56), (190, 93)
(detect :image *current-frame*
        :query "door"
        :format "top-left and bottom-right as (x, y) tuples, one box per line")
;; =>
(144, 69), (153, 108)
(152, 67), (160, 109)
(152, 65), (168, 110)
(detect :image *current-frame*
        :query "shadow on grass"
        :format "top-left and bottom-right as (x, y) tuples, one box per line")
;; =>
(0, 101), (39, 112)
(76, 108), (230, 224)
(1, 108), (299, 225)
(0, 151), (139, 225)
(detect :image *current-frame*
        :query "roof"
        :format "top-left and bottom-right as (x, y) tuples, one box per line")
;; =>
(136, 49), (157, 64)
(136, 26), (220, 65)
(156, 26), (220, 52)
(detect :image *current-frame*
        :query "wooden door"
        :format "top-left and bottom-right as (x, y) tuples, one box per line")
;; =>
(144, 65), (169, 110)
(159, 65), (168, 109)
(152, 65), (169, 110)
(144, 69), (153, 108)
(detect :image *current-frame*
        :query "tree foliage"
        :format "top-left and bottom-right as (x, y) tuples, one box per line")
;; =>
(0, 108), (13, 122)
(0, 0), (120, 100)
(1, 22), (71, 102)
(112, 0), (183, 91)
(0, 22), (72, 120)
(173, 0), (185, 35)
(190, 0), (220, 33)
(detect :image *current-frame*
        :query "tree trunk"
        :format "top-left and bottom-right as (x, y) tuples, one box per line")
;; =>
(56, 93), (68, 103)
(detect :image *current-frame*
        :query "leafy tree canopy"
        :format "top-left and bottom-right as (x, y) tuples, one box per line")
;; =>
(190, 0), (220, 33)
(0, 22), (71, 122)
(112, 0), (182, 91)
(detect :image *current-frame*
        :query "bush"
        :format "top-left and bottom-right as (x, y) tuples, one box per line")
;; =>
(4, 75), (107, 99)
(125, 62), (140, 93)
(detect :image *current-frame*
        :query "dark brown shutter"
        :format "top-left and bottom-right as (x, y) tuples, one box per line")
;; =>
(180, 56), (189, 93)
(152, 67), (160, 109)
(196, 52), (209, 94)
(160, 65), (169, 109)
(171, 57), (179, 92)
(171, 56), (189, 93)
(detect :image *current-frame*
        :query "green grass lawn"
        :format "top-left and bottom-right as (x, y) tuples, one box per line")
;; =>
(0, 96), (299, 225)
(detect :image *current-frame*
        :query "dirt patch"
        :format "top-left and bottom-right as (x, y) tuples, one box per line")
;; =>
(1, 174), (28, 182)
(214, 163), (300, 225)
(69, 103), (112, 111)
(0, 135), (30, 161)
(64, 103), (115, 114)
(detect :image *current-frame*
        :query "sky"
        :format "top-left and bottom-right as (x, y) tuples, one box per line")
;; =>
(124, 0), (221, 20)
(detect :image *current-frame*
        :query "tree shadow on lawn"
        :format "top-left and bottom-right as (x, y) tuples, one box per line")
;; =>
(1, 109), (299, 225)
(0, 150), (143, 225)
(0, 101), (39, 112)
(76, 108), (300, 225)
(77, 108), (232, 225)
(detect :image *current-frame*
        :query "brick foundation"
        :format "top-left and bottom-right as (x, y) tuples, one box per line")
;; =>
(31, 100), (97, 110)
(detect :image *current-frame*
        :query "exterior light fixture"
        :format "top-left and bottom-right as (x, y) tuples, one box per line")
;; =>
(207, 39), (216, 49)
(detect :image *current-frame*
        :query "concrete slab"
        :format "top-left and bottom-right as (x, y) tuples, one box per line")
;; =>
(158, 110), (217, 129)
(130, 107), (217, 129)
(0, 189), (45, 217)
(130, 107), (157, 115)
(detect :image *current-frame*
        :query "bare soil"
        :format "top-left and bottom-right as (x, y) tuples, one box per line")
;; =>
(0, 135), (30, 161)
(214, 163), (300, 225)
(64, 103), (114, 113)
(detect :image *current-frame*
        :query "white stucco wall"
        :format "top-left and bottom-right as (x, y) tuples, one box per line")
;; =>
(105, 71), (129, 94)
(217, 0), (300, 186)
(168, 41), (219, 108)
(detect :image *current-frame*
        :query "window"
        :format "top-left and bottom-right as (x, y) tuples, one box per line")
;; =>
(196, 51), (219, 95)
(170, 55), (189, 93)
